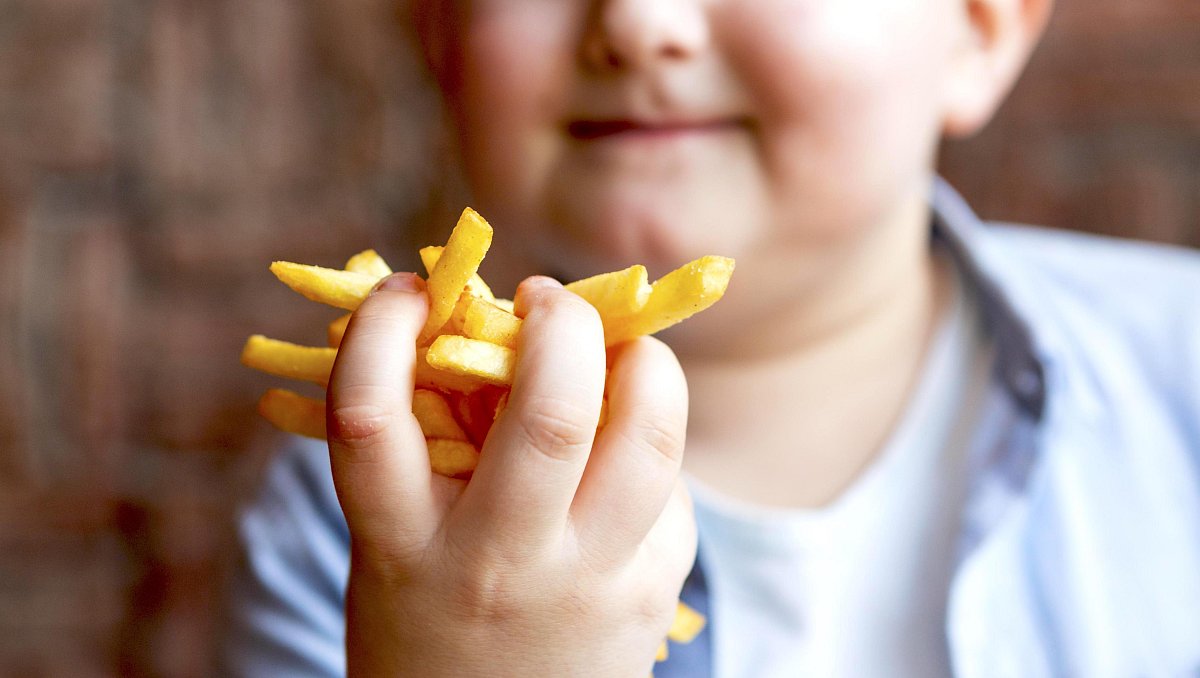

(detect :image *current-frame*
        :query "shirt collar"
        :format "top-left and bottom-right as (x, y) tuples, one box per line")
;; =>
(660, 181), (1053, 677)
(930, 177), (1047, 422)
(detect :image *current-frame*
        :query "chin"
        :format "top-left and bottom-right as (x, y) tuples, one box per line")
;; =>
(550, 199), (755, 279)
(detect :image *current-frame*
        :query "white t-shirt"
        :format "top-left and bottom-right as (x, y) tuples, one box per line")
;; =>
(688, 276), (993, 678)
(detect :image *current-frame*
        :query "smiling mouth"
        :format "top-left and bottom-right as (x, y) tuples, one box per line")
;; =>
(566, 119), (743, 141)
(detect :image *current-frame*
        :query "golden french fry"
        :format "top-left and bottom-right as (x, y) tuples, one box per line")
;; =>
(442, 292), (473, 336)
(656, 640), (668, 661)
(419, 209), (494, 342)
(241, 335), (336, 385)
(412, 389), (469, 441)
(328, 313), (351, 348)
(565, 264), (652, 319)
(258, 389), (326, 439)
(415, 348), (491, 394)
(270, 262), (377, 311)
(463, 297), (522, 349)
(426, 438), (479, 476)
(419, 246), (495, 301)
(417, 247), (438, 274)
(604, 256), (735, 346)
(426, 335), (515, 387)
(344, 249), (392, 279)
(245, 205), (725, 659)
(667, 602), (706, 643)
(445, 386), (508, 447)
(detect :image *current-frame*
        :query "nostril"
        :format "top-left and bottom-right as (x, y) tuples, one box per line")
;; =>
(661, 43), (690, 61)
(581, 32), (625, 73)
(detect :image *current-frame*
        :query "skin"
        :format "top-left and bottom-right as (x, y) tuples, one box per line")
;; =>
(330, 273), (694, 675)
(329, 0), (1052, 674)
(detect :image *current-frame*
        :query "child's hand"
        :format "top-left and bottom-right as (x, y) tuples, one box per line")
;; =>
(326, 272), (697, 677)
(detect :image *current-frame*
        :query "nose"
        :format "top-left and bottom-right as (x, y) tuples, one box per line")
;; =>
(583, 0), (709, 72)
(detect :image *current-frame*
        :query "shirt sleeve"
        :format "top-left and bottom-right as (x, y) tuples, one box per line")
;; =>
(219, 436), (350, 677)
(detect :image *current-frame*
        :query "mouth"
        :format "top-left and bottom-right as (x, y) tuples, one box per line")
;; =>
(565, 118), (745, 142)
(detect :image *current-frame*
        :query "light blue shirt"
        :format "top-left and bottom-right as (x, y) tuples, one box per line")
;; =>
(220, 179), (1200, 677)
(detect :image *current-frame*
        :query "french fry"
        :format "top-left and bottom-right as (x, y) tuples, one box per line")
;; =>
(415, 348), (491, 394)
(419, 208), (494, 343)
(565, 264), (652, 319)
(447, 386), (508, 447)
(344, 249), (392, 279)
(328, 313), (351, 348)
(419, 246), (495, 301)
(270, 262), (377, 311)
(246, 205), (721, 661)
(426, 335), (515, 387)
(603, 256), (735, 346)
(412, 389), (469, 441)
(417, 247), (438, 275)
(656, 641), (668, 661)
(667, 601), (706, 643)
(258, 389), (326, 439)
(426, 438), (479, 477)
(443, 292), (473, 336)
(463, 297), (522, 349)
(241, 335), (336, 385)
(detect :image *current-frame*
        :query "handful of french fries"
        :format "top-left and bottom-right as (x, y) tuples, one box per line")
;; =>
(242, 207), (729, 667)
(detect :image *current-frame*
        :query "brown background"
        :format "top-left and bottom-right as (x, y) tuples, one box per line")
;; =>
(0, 0), (1197, 675)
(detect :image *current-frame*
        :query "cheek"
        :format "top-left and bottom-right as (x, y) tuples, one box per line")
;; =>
(719, 1), (956, 234)
(453, 4), (578, 210)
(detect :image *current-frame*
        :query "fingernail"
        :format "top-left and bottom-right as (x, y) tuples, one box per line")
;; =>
(373, 272), (425, 294)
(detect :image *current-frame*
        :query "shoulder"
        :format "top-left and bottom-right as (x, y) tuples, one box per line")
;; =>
(958, 227), (1200, 672)
(978, 223), (1200, 322)
(972, 224), (1200, 425)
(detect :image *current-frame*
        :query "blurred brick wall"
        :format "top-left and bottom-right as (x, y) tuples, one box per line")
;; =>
(940, 0), (1200, 245)
(0, 0), (1196, 675)
(0, 1), (439, 675)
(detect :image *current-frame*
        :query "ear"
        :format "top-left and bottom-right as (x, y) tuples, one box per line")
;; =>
(941, 0), (1054, 138)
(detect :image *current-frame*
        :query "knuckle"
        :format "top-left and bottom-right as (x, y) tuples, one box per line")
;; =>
(350, 539), (416, 586)
(447, 559), (538, 625)
(327, 399), (394, 452)
(515, 396), (596, 461)
(632, 584), (677, 632)
(623, 414), (687, 466)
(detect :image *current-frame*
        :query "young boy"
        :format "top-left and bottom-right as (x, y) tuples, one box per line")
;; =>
(223, 0), (1200, 676)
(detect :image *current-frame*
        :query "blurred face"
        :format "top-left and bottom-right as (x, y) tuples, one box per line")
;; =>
(419, 0), (966, 327)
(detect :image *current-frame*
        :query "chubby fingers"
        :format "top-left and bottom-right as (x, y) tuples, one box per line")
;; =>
(327, 272), (438, 554)
(453, 276), (607, 548)
(572, 337), (689, 558)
